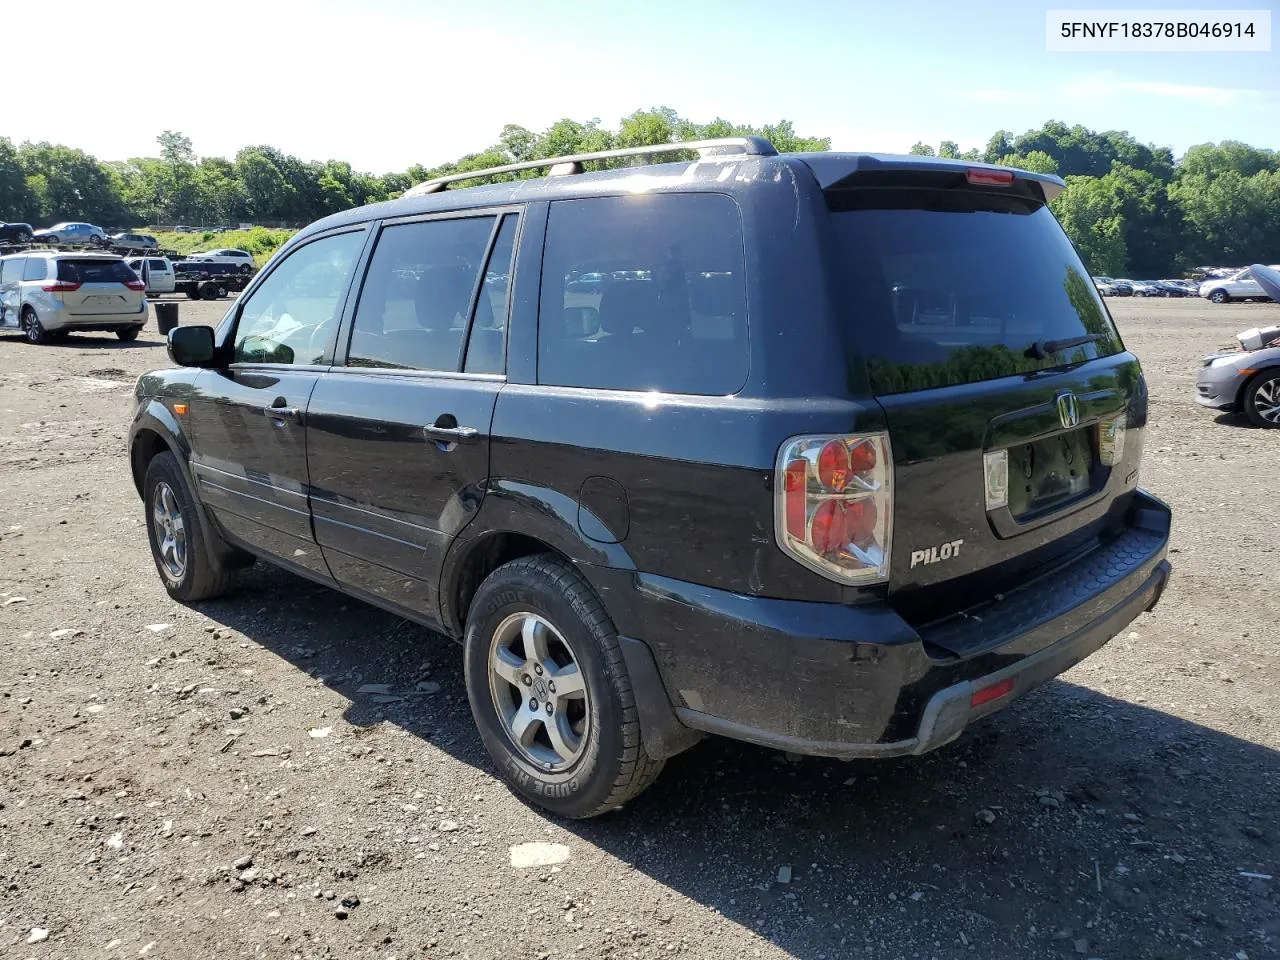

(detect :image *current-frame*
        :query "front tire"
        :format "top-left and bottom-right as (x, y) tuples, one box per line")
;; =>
(463, 554), (664, 818)
(1209, 289), (1230, 304)
(1242, 370), (1280, 428)
(143, 452), (237, 601)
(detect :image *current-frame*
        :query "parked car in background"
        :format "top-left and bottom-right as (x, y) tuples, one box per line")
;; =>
(0, 251), (147, 343)
(186, 248), (255, 273)
(173, 225), (197, 233)
(125, 256), (176, 295)
(129, 141), (1170, 818)
(1196, 266), (1280, 426)
(111, 232), (159, 251)
(0, 222), (35, 244)
(1157, 280), (1195, 297)
(1093, 277), (1117, 296)
(1199, 266), (1280, 304)
(1108, 280), (1134, 296)
(33, 222), (108, 246)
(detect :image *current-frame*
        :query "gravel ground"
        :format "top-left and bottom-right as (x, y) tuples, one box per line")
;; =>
(0, 297), (1276, 960)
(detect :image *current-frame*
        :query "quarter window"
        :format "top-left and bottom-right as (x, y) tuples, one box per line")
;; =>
(347, 216), (496, 372)
(23, 257), (47, 282)
(1, 257), (24, 283)
(537, 194), (749, 395)
(233, 230), (365, 365)
(464, 214), (517, 375)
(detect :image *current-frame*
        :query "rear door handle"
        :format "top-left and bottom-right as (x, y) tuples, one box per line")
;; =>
(263, 405), (299, 420)
(423, 424), (480, 443)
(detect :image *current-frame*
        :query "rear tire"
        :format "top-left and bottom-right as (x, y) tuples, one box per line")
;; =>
(22, 307), (48, 345)
(116, 326), (141, 342)
(1242, 370), (1280, 428)
(463, 554), (664, 819)
(143, 451), (238, 602)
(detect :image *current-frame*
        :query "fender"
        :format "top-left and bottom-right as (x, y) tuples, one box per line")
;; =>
(438, 478), (638, 638)
(128, 397), (244, 568)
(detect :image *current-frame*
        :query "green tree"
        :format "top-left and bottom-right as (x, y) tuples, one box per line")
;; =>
(0, 137), (36, 221)
(1051, 175), (1127, 275)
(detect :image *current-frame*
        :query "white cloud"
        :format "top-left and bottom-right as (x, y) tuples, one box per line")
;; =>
(1060, 73), (1265, 107)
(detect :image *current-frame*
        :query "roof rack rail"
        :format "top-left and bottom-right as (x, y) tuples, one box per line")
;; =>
(403, 136), (778, 196)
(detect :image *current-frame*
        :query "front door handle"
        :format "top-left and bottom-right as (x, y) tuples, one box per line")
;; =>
(263, 405), (299, 420)
(424, 423), (479, 443)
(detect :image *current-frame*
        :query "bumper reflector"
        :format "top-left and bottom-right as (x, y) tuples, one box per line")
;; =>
(970, 677), (1014, 708)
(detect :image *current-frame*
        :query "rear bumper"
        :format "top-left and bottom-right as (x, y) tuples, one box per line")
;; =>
(45, 303), (147, 332)
(591, 490), (1171, 760)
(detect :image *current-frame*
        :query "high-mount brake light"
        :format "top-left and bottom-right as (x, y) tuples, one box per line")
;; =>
(966, 168), (1015, 186)
(775, 432), (893, 585)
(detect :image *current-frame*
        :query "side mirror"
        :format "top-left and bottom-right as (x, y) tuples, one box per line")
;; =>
(167, 324), (216, 367)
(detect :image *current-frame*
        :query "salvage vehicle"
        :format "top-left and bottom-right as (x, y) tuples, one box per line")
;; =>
(1, 250), (147, 343)
(1199, 265), (1280, 304)
(128, 139), (1172, 818)
(1196, 264), (1280, 427)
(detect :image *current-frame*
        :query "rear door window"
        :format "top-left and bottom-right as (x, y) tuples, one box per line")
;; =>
(57, 259), (133, 283)
(347, 216), (495, 372)
(537, 193), (748, 395)
(148, 259), (168, 271)
(829, 190), (1123, 395)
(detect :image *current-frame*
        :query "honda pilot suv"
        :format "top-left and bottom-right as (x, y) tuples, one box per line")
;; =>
(127, 138), (1171, 818)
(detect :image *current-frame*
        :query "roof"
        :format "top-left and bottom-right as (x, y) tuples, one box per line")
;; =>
(295, 144), (1067, 243)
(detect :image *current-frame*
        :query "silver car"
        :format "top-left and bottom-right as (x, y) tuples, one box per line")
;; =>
(0, 251), (148, 343)
(1195, 265), (1280, 427)
(33, 222), (109, 246)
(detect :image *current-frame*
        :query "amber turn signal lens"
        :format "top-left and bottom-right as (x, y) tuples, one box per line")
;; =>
(173, 403), (188, 416)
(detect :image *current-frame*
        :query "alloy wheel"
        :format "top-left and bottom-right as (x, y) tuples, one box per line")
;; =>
(487, 612), (590, 771)
(1252, 377), (1280, 424)
(151, 480), (188, 580)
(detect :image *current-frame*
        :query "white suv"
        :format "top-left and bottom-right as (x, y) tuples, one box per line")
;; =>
(0, 252), (147, 343)
(1200, 266), (1280, 304)
(188, 248), (255, 274)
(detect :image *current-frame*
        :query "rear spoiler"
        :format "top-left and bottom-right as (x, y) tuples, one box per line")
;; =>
(797, 153), (1066, 203)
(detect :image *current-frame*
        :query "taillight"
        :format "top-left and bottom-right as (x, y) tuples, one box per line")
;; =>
(41, 281), (81, 292)
(966, 168), (1014, 187)
(1098, 414), (1126, 466)
(124, 279), (146, 291)
(775, 432), (893, 585)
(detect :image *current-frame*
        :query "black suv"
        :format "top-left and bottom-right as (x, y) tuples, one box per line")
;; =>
(128, 137), (1171, 818)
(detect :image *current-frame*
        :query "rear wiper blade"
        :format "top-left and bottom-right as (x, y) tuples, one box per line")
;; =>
(1025, 333), (1105, 360)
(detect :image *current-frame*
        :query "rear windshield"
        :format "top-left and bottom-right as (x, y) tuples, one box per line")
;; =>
(58, 259), (135, 284)
(830, 189), (1123, 395)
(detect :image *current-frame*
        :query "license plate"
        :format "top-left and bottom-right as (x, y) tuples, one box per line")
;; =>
(1007, 428), (1095, 519)
(84, 296), (115, 305)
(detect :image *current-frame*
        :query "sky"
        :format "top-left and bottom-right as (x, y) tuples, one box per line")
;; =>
(6, 0), (1276, 173)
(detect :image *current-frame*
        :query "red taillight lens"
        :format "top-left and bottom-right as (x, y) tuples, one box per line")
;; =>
(784, 458), (807, 540)
(966, 168), (1015, 186)
(41, 281), (81, 293)
(775, 432), (893, 585)
(817, 440), (850, 491)
(809, 500), (847, 554)
(124, 279), (146, 291)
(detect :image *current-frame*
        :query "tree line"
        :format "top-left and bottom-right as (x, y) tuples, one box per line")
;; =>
(2, 110), (1276, 277)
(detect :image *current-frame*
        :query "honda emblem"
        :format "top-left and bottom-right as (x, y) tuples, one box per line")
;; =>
(1056, 391), (1080, 429)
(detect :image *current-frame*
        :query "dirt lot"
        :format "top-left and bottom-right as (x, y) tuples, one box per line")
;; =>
(0, 296), (1276, 960)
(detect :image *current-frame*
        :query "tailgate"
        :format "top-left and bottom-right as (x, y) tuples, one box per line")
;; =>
(57, 258), (141, 315)
(824, 170), (1148, 629)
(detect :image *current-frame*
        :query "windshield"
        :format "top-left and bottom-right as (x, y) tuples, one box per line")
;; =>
(829, 189), (1123, 395)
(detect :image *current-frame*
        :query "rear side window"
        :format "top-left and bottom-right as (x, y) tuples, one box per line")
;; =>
(57, 259), (134, 283)
(537, 194), (748, 395)
(830, 190), (1123, 395)
(347, 216), (495, 372)
(24, 258), (47, 282)
(1, 258), (24, 283)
